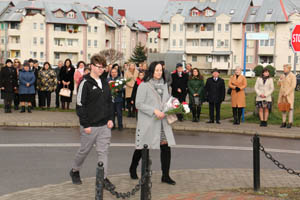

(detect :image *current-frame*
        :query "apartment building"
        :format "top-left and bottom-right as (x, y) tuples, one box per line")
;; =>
(159, 0), (300, 72)
(139, 21), (161, 53)
(0, 0), (148, 65)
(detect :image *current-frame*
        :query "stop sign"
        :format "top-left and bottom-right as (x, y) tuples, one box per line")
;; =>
(291, 25), (300, 52)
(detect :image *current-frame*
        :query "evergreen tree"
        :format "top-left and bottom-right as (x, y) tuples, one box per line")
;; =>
(129, 43), (147, 63)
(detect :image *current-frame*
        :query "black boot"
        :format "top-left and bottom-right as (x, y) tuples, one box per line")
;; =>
(7, 104), (12, 113)
(196, 106), (201, 122)
(192, 106), (197, 122)
(67, 102), (70, 110)
(232, 108), (238, 125)
(27, 106), (32, 113)
(260, 121), (263, 127)
(4, 105), (8, 113)
(280, 122), (287, 128)
(160, 144), (176, 185)
(129, 150), (142, 179)
(287, 123), (292, 128)
(20, 106), (25, 113)
(264, 121), (268, 127)
(237, 108), (243, 125)
(62, 102), (65, 110)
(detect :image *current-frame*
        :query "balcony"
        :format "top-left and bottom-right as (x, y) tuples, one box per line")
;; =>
(7, 29), (20, 36)
(53, 44), (79, 53)
(212, 61), (230, 70)
(186, 46), (213, 54)
(8, 43), (21, 50)
(52, 30), (82, 39)
(186, 31), (213, 39)
(258, 46), (274, 55)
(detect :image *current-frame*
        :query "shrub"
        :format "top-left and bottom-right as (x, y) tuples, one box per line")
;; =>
(254, 65), (263, 76)
(265, 65), (276, 77)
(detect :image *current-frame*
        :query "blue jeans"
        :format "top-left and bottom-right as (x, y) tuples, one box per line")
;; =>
(113, 102), (123, 128)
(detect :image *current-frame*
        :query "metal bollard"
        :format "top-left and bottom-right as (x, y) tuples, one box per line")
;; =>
(253, 134), (260, 191)
(141, 144), (150, 200)
(95, 162), (104, 200)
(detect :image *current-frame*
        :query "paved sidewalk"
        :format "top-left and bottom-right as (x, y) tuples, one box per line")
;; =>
(1, 169), (299, 200)
(1, 109), (300, 139)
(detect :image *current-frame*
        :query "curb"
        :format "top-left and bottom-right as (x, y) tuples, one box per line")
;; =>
(1, 121), (300, 139)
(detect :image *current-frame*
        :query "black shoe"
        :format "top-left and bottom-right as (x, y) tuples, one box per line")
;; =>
(216, 121), (221, 124)
(103, 178), (115, 190)
(260, 121), (263, 127)
(287, 123), (292, 128)
(280, 123), (286, 128)
(161, 176), (176, 185)
(20, 106), (25, 113)
(192, 117), (197, 122)
(206, 120), (214, 124)
(27, 106), (32, 113)
(264, 121), (268, 127)
(70, 170), (82, 185)
(178, 118), (183, 122)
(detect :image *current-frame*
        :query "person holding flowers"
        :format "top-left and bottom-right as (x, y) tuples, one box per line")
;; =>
(108, 68), (124, 131)
(129, 61), (176, 185)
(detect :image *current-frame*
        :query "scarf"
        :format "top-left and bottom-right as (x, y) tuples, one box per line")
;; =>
(136, 78), (143, 86)
(149, 78), (165, 97)
(284, 72), (290, 77)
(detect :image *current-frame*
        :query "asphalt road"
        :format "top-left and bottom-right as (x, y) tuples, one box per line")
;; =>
(0, 127), (300, 196)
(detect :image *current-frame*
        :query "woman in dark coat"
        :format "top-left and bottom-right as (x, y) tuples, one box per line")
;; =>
(60, 59), (75, 109)
(0, 59), (18, 113)
(131, 70), (145, 119)
(19, 62), (36, 113)
(188, 68), (205, 122)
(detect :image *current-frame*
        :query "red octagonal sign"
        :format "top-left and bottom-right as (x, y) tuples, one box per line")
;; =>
(291, 25), (300, 52)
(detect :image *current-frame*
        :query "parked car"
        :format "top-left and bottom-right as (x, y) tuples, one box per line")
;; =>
(245, 69), (256, 78)
(296, 74), (300, 91)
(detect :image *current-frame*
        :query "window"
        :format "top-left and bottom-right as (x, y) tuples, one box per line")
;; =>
(246, 56), (253, 63)
(218, 24), (221, 32)
(172, 39), (176, 47)
(33, 37), (37, 45)
(234, 55), (237, 63)
(194, 24), (199, 32)
(94, 26), (98, 33)
(200, 39), (213, 46)
(225, 40), (229, 48)
(16, 51), (20, 58)
(40, 23), (44, 30)
(88, 26), (91, 33)
(260, 40), (264, 46)
(55, 52), (60, 59)
(67, 12), (75, 19)
(88, 40), (91, 47)
(94, 40), (98, 48)
(40, 52), (44, 59)
(217, 40), (223, 47)
(206, 56), (212, 63)
(54, 24), (66, 31)
(1, 38), (4, 44)
(173, 24), (176, 32)
(225, 24), (230, 32)
(40, 37), (44, 45)
(10, 22), (20, 30)
(68, 39), (73, 46)
(154, 48), (157, 53)
(154, 38), (158, 44)
(33, 52), (37, 58)
(149, 38), (152, 43)
(265, 40), (269, 46)
(224, 56), (229, 62)
(230, 9), (235, 15)
(288, 56), (292, 64)
(216, 56), (220, 62)
(179, 39), (183, 47)
(149, 48), (152, 53)
(33, 23), (37, 30)
(261, 24), (275, 32)
(192, 39), (199, 46)
(205, 9), (214, 17)
(270, 39), (274, 46)
(191, 10), (198, 16)
(206, 24), (213, 31)
(246, 24), (255, 32)
(192, 55), (197, 62)
(180, 24), (183, 32)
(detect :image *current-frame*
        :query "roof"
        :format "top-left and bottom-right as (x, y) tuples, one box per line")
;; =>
(159, 0), (252, 24)
(0, 6), (23, 22)
(0, 1), (14, 16)
(139, 21), (161, 29)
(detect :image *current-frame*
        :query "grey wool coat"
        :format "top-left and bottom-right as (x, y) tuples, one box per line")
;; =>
(135, 81), (176, 149)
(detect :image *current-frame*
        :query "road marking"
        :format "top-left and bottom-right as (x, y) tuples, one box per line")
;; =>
(0, 143), (300, 155)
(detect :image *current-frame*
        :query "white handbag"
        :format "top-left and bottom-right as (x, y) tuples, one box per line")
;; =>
(59, 86), (71, 97)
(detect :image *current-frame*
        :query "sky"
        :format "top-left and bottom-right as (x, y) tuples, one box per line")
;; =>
(7, 0), (170, 21)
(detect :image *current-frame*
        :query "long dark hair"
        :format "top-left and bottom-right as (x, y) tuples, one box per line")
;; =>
(64, 59), (73, 68)
(143, 61), (165, 83)
(189, 68), (203, 80)
(42, 62), (52, 70)
(76, 61), (86, 69)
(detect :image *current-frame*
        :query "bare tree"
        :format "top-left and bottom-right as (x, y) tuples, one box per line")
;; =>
(99, 49), (124, 64)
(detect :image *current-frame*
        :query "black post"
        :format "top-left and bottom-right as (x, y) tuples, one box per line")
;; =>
(141, 145), (150, 200)
(253, 134), (260, 191)
(95, 162), (104, 200)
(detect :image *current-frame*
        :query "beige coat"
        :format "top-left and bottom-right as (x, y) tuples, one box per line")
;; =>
(229, 74), (247, 108)
(254, 77), (274, 102)
(124, 69), (138, 98)
(277, 72), (297, 109)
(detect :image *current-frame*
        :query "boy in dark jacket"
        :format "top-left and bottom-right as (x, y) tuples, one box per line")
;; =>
(70, 54), (114, 188)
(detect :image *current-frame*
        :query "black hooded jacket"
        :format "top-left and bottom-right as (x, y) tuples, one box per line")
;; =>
(76, 74), (113, 128)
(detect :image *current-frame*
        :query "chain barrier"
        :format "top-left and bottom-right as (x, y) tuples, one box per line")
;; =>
(252, 138), (300, 177)
(104, 159), (152, 199)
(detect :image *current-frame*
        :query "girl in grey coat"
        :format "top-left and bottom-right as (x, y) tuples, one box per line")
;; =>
(129, 61), (176, 185)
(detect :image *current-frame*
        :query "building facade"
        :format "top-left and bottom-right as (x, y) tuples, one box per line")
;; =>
(159, 0), (300, 73)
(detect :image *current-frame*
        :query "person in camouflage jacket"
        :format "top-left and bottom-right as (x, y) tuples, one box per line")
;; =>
(37, 62), (57, 109)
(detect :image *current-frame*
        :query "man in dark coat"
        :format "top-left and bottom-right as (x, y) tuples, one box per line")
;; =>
(171, 63), (188, 121)
(0, 59), (18, 113)
(204, 68), (225, 124)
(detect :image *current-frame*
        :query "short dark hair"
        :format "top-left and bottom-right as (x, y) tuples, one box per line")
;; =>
(261, 67), (270, 78)
(159, 61), (165, 66)
(76, 61), (86, 69)
(28, 58), (34, 63)
(91, 54), (107, 67)
(43, 62), (51, 70)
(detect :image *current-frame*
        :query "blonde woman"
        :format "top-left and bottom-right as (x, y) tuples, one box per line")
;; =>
(278, 64), (296, 128)
(124, 62), (138, 117)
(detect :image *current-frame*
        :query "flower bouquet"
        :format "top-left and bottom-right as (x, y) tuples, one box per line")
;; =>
(108, 78), (131, 99)
(163, 97), (190, 124)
